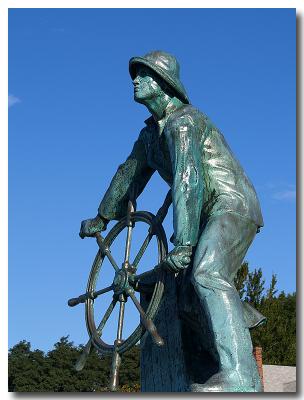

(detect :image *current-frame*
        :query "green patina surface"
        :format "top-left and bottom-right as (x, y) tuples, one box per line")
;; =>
(79, 51), (264, 392)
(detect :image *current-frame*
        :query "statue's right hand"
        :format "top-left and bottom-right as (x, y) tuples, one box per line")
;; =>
(79, 215), (108, 239)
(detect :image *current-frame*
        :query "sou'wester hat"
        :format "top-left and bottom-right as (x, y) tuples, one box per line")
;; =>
(129, 50), (190, 104)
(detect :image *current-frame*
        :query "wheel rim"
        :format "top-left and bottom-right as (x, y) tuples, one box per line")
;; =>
(85, 211), (168, 355)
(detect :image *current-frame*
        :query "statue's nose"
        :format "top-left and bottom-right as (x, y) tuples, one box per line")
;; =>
(133, 76), (140, 85)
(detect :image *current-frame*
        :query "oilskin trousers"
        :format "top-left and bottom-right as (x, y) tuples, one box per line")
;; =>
(189, 212), (262, 392)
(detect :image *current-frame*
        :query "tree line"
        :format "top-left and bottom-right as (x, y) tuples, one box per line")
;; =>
(234, 262), (296, 366)
(9, 262), (296, 392)
(8, 337), (140, 392)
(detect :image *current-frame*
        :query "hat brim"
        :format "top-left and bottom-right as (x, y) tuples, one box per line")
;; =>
(129, 56), (189, 104)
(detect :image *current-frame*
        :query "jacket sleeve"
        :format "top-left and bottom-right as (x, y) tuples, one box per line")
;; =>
(98, 131), (155, 220)
(165, 115), (204, 246)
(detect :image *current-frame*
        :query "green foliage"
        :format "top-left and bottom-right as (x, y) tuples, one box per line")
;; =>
(245, 267), (265, 308)
(251, 292), (296, 366)
(44, 336), (111, 392)
(118, 346), (140, 386)
(266, 274), (278, 299)
(234, 264), (296, 366)
(8, 340), (47, 392)
(234, 262), (249, 299)
(121, 383), (141, 392)
(8, 337), (139, 392)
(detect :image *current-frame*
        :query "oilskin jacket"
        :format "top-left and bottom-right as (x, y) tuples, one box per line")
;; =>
(98, 101), (263, 246)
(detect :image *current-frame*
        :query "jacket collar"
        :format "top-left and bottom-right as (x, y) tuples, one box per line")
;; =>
(144, 98), (184, 134)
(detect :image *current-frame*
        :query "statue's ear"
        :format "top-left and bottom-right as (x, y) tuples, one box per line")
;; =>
(158, 78), (175, 98)
(165, 84), (174, 97)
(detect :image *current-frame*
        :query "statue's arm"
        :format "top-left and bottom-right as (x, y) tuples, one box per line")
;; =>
(166, 116), (204, 247)
(98, 134), (155, 221)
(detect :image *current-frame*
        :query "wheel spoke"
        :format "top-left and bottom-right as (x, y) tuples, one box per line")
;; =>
(68, 285), (113, 307)
(132, 230), (154, 270)
(97, 298), (118, 335)
(75, 299), (117, 371)
(109, 299), (125, 391)
(93, 285), (114, 300)
(126, 288), (164, 347)
(116, 300), (125, 342)
(124, 200), (135, 265)
(95, 232), (119, 272)
(131, 189), (171, 269)
(110, 348), (122, 391)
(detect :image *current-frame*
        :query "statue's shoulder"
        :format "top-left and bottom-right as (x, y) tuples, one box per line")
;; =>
(170, 104), (199, 121)
(168, 104), (209, 134)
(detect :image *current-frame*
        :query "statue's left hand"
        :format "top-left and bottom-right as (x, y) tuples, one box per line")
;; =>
(79, 215), (108, 239)
(162, 245), (193, 273)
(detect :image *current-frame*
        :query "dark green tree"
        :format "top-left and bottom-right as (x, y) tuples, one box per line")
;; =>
(8, 337), (140, 392)
(266, 274), (278, 299)
(245, 267), (265, 308)
(234, 261), (249, 299)
(119, 346), (140, 386)
(44, 336), (115, 392)
(251, 291), (296, 366)
(234, 265), (296, 366)
(8, 341), (47, 392)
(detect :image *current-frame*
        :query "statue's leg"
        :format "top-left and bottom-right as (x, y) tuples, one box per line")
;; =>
(189, 213), (262, 392)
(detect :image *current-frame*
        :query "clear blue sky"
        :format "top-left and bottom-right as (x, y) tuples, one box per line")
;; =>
(8, 8), (296, 352)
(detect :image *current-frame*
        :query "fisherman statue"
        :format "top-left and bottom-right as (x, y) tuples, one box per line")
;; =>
(79, 51), (264, 392)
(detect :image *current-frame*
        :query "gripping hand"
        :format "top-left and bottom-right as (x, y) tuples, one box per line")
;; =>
(79, 215), (108, 239)
(162, 245), (193, 273)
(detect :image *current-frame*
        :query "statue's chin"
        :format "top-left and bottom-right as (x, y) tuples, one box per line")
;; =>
(134, 94), (146, 104)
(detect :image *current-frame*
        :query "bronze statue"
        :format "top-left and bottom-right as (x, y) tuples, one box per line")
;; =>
(79, 51), (264, 392)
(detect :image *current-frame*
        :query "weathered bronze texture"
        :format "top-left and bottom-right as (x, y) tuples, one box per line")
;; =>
(70, 194), (170, 390)
(74, 50), (265, 392)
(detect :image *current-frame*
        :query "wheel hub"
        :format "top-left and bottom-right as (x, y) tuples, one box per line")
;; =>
(112, 269), (129, 295)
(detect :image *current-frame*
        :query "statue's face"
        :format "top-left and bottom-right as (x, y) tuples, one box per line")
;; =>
(133, 66), (164, 103)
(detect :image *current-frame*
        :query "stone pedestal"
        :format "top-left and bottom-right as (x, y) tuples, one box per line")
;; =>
(140, 272), (189, 392)
(140, 269), (219, 392)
